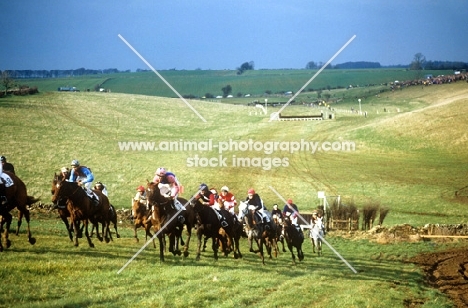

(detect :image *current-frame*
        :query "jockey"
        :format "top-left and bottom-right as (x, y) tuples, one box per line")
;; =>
(152, 167), (185, 223)
(68, 159), (98, 205)
(218, 186), (237, 215)
(1, 156), (15, 174)
(60, 166), (70, 181)
(196, 183), (228, 227)
(271, 204), (283, 222)
(133, 185), (147, 208)
(0, 160), (14, 206)
(94, 181), (108, 197)
(245, 188), (270, 224)
(282, 199), (299, 225)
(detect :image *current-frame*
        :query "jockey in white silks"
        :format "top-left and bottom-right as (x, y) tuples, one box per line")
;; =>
(0, 161), (14, 206)
(152, 167), (185, 223)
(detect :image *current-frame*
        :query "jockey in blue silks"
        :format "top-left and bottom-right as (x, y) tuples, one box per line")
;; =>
(68, 159), (98, 204)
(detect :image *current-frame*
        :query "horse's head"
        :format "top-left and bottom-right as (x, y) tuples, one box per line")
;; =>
(146, 181), (171, 210)
(51, 180), (79, 204)
(237, 201), (249, 221)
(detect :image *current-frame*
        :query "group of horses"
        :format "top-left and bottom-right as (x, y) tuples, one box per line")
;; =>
(132, 183), (325, 265)
(0, 172), (325, 265)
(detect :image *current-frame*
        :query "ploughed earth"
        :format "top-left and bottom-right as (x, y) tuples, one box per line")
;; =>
(334, 224), (468, 308)
(410, 249), (468, 308)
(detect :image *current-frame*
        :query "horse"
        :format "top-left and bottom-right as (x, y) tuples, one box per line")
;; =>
(272, 213), (287, 253)
(237, 201), (278, 265)
(0, 171), (39, 251)
(146, 182), (194, 261)
(51, 180), (111, 247)
(51, 172), (79, 241)
(282, 216), (304, 264)
(131, 198), (155, 248)
(191, 198), (242, 261)
(310, 216), (325, 256)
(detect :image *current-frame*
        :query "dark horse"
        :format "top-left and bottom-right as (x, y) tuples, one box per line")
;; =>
(0, 171), (39, 251)
(238, 201), (278, 265)
(146, 182), (194, 261)
(51, 180), (111, 247)
(191, 198), (242, 261)
(282, 216), (304, 264)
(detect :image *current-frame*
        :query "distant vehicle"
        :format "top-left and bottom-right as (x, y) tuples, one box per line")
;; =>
(58, 87), (78, 92)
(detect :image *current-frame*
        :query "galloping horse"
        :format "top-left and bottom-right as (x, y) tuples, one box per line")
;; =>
(310, 216), (325, 256)
(146, 182), (194, 261)
(0, 171), (39, 251)
(272, 213), (287, 253)
(52, 180), (111, 247)
(191, 198), (242, 261)
(238, 201), (278, 265)
(282, 216), (304, 264)
(51, 172), (76, 241)
(131, 198), (155, 248)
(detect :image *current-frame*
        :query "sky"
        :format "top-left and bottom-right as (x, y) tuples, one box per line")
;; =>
(1, 0), (467, 71)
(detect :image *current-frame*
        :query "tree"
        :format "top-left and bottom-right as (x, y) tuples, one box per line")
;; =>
(306, 61), (317, 69)
(221, 85), (232, 97)
(1, 71), (16, 96)
(236, 61), (254, 75)
(410, 53), (426, 70)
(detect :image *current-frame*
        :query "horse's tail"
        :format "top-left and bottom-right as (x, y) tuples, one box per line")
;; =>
(27, 196), (40, 206)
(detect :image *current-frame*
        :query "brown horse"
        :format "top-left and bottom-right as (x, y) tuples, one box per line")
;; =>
(146, 182), (195, 261)
(0, 171), (39, 251)
(237, 201), (278, 265)
(131, 198), (155, 248)
(52, 180), (111, 247)
(51, 173), (77, 241)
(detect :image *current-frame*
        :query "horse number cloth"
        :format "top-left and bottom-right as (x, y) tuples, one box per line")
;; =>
(0, 173), (14, 187)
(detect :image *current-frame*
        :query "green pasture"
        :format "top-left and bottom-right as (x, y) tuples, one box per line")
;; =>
(19, 68), (454, 100)
(1, 78), (468, 307)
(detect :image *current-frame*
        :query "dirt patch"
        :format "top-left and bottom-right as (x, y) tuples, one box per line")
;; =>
(410, 249), (468, 308)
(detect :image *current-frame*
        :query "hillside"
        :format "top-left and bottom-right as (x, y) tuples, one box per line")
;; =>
(1, 81), (467, 227)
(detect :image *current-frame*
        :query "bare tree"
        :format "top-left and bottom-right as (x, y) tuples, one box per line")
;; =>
(410, 52), (426, 70)
(1, 71), (15, 96)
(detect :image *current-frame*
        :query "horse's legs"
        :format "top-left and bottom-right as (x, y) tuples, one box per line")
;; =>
(158, 234), (165, 262)
(212, 236), (219, 261)
(20, 209), (36, 245)
(60, 214), (73, 242)
(133, 224), (140, 243)
(15, 210), (23, 236)
(83, 220), (95, 248)
(183, 227), (191, 258)
(196, 230), (203, 261)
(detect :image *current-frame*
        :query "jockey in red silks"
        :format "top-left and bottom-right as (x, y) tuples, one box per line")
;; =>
(245, 188), (270, 224)
(195, 183), (228, 227)
(152, 167), (185, 223)
(218, 186), (237, 215)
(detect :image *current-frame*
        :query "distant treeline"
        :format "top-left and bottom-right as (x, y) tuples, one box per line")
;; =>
(2, 60), (468, 79)
(1, 68), (128, 79)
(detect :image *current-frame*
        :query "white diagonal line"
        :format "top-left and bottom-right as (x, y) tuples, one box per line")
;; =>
(118, 34), (207, 123)
(268, 185), (357, 274)
(269, 35), (356, 122)
(117, 189), (202, 274)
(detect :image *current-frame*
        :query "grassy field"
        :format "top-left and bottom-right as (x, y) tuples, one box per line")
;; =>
(18, 68), (455, 100)
(1, 78), (468, 307)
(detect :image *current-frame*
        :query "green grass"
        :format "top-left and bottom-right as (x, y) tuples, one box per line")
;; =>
(1, 78), (468, 307)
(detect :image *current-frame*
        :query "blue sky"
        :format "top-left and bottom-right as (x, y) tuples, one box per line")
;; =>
(1, 0), (467, 71)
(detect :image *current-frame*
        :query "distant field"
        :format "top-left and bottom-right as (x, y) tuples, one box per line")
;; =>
(18, 68), (455, 100)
